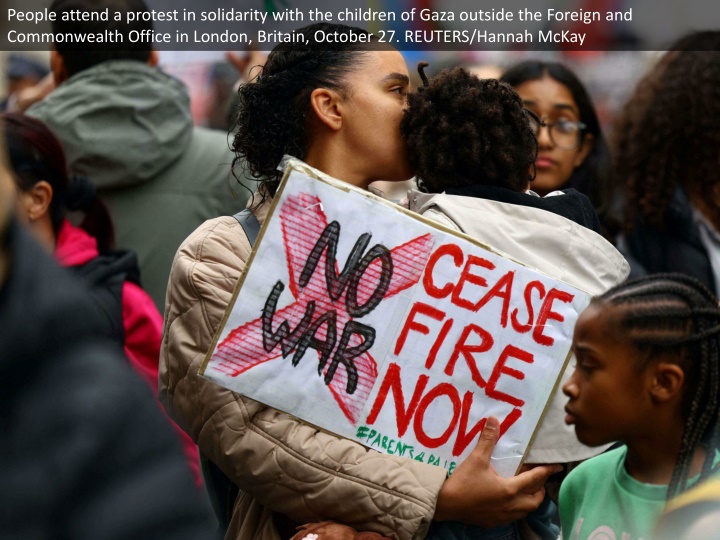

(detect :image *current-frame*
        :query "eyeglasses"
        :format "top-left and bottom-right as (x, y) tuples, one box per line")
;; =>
(528, 115), (587, 150)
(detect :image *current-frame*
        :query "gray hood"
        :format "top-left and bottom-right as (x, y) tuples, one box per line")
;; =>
(28, 61), (193, 189)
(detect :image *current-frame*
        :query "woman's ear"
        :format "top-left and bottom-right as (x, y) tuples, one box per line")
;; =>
(573, 133), (594, 168)
(24, 181), (53, 222)
(650, 362), (685, 403)
(0, 157), (13, 231)
(309, 88), (343, 131)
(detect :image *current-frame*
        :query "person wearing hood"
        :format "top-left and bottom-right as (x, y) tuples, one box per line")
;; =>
(3, 112), (201, 486)
(27, 0), (251, 310)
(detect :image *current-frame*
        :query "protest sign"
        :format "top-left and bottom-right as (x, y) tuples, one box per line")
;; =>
(200, 161), (591, 477)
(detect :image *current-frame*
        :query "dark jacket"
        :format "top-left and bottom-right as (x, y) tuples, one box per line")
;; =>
(0, 221), (210, 540)
(445, 185), (602, 234)
(55, 219), (202, 484)
(617, 187), (716, 295)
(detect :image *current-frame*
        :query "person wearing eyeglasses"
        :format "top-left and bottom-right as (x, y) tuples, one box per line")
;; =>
(401, 64), (630, 540)
(501, 61), (620, 240)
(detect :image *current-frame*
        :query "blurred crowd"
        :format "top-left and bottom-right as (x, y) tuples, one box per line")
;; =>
(2, 1), (720, 540)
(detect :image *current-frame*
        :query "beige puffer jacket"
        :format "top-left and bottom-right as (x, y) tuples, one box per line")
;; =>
(159, 197), (447, 540)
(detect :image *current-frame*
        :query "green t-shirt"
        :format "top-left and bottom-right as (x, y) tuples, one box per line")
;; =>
(560, 446), (672, 540)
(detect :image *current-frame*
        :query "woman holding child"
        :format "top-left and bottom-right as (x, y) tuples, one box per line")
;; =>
(401, 64), (629, 538)
(160, 23), (558, 540)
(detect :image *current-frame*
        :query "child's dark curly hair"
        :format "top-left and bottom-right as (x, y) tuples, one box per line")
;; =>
(401, 65), (538, 194)
(614, 31), (720, 231)
(231, 23), (379, 198)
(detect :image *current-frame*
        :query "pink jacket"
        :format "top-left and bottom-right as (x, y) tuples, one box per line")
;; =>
(55, 220), (201, 485)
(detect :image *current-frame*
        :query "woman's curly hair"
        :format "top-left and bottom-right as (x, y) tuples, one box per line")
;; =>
(401, 65), (538, 194)
(614, 31), (720, 231)
(231, 23), (379, 199)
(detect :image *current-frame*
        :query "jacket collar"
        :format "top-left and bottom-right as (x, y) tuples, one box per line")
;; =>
(409, 184), (602, 233)
(54, 220), (99, 267)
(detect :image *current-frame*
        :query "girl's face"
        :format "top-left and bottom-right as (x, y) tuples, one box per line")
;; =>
(515, 76), (593, 196)
(336, 50), (413, 185)
(562, 303), (656, 447)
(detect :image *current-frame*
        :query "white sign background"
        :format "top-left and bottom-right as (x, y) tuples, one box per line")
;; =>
(201, 165), (590, 476)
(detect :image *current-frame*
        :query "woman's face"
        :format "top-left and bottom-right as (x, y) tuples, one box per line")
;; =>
(515, 76), (593, 196)
(336, 49), (413, 186)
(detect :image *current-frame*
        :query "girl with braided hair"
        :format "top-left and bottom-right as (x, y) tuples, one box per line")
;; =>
(614, 31), (720, 296)
(161, 24), (559, 540)
(560, 274), (720, 539)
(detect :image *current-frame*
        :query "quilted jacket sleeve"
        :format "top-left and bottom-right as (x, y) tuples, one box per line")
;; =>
(159, 216), (447, 540)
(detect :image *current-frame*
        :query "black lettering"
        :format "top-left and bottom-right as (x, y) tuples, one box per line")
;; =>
(295, 309), (337, 368)
(325, 320), (375, 394)
(299, 221), (372, 302)
(261, 280), (316, 357)
(346, 245), (393, 317)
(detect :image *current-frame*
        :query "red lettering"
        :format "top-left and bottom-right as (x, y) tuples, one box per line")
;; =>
(394, 301), (445, 356)
(452, 397), (524, 456)
(366, 363), (428, 437)
(533, 288), (575, 346)
(499, 407), (523, 437)
(368, 364), (526, 457)
(413, 383), (461, 448)
(452, 255), (494, 311)
(425, 318), (454, 370)
(423, 244), (463, 299)
(452, 391), (486, 456)
(486, 345), (534, 407)
(473, 271), (514, 327)
(444, 323), (493, 389)
(511, 280), (546, 334)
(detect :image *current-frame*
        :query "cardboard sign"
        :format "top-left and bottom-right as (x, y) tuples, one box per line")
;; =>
(200, 162), (591, 477)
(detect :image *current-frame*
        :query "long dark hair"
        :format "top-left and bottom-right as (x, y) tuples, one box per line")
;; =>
(3, 113), (115, 251)
(231, 23), (381, 200)
(613, 31), (720, 232)
(501, 61), (618, 237)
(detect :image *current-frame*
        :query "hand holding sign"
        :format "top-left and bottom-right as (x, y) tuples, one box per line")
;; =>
(202, 165), (590, 477)
(434, 417), (562, 527)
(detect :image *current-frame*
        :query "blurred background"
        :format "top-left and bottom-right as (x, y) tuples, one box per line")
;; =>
(0, 49), (657, 132)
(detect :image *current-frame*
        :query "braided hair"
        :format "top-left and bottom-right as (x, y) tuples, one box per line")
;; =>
(401, 63), (539, 194)
(595, 273), (720, 499)
(231, 23), (381, 199)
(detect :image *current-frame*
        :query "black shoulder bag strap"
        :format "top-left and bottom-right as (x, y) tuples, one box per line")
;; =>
(232, 208), (261, 246)
(201, 208), (260, 535)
